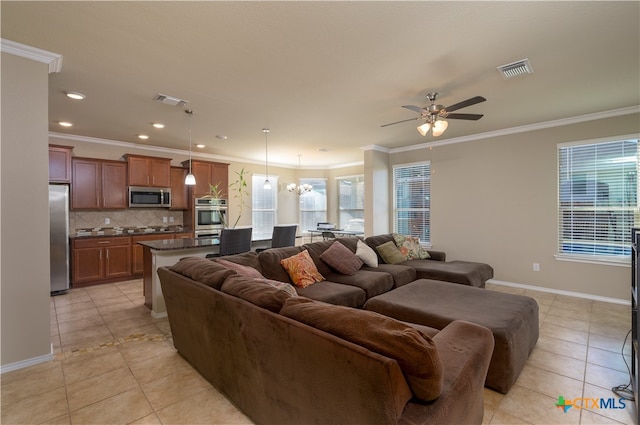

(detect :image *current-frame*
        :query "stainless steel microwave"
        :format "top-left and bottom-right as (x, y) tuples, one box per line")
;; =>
(129, 186), (171, 208)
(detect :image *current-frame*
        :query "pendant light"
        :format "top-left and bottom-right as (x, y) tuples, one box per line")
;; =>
(184, 109), (196, 186)
(263, 128), (272, 190)
(287, 154), (313, 195)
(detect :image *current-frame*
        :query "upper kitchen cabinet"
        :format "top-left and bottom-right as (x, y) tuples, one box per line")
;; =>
(72, 158), (128, 209)
(124, 154), (171, 187)
(49, 144), (73, 183)
(170, 166), (189, 210)
(182, 160), (229, 198)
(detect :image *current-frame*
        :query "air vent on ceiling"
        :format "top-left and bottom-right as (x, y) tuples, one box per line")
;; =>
(153, 93), (189, 107)
(497, 58), (533, 79)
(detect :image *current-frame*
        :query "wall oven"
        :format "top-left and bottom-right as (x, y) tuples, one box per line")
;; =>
(194, 197), (227, 238)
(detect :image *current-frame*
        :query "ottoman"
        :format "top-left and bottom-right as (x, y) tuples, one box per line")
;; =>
(364, 279), (539, 393)
(403, 259), (494, 288)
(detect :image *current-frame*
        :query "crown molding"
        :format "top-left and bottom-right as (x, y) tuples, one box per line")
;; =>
(1, 39), (62, 73)
(361, 144), (390, 153)
(389, 105), (640, 153)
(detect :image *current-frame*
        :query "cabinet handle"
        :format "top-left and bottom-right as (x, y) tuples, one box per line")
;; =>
(99, 251), (102, 260)
(106, 249), (109, 260)
(147, 176), (150, 185)
(98, 241), (110, 244)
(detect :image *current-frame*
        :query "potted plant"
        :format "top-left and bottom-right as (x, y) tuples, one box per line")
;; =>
(209, 167), (250, 229)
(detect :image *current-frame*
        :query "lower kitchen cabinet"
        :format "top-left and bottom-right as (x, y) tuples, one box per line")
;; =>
(72, 236), (132, 286)
(131, 234), (173, 275)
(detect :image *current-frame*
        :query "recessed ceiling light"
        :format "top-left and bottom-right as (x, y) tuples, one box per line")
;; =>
(65, 91), (85, 100)
(152, 122), (165, 129)
(318, 147), (330, 152)
(58, 121), (73, 127)
(138, 134), (149, 140)
(196, 144), (205, 149)
(216, 135), (228, 140)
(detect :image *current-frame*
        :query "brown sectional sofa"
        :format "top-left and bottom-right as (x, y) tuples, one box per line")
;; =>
(158, 259), (494, 425)
(157, 234), (539, 423)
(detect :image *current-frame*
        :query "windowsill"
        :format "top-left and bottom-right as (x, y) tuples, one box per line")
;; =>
(554, 254), (630, 267)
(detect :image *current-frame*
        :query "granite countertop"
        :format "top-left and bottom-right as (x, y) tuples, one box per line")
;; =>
(136, 237), (219, 250)
(70, 226), (191, 239)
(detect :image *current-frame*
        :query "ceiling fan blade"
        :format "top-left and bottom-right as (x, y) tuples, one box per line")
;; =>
(445, 113), (484, 121)
(380, 117), (420, 127)
(402, 105), (425, 113)
(444, 96), (486, 113)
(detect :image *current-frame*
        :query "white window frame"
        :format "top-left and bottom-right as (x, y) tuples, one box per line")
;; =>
(556, 135), (639, 266)
(337, 174), (364, 232)
(393, 161), (431, 245)
(252, 174), (278, 240)
(298, 178), (327, 233)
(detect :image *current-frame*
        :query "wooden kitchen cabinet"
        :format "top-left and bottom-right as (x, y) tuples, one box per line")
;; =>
(131, 234), (173, 275)
(125, 154), (171, 187)
(71, 158), (127, 209)
(72, 236), (132, 286)
(170, 167), (189, 210)
(182, 160), (229, 198)
(49, 144), (73, 183)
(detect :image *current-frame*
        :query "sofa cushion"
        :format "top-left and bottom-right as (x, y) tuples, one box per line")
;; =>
(376, 241), (407, 265)
(215, 250), (263, 273)
(260, 278), (298, 297)
(364, 264), (417, 288)
(169, 256), (236, 290)
(280, 297), (444, 401)
(320, 241), (364, 275)
(295, 281), (367, 308)
(280, 250), (325, 288)
(393, 233), (430, 260)
(356, 239), (378, 267)
(216, 258), (264, 279)
(221, 275), (293, 313)
(258, 246), (304, 283)
(324, 270), (394, 299)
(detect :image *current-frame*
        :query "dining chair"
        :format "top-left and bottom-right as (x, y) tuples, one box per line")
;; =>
(256, 225), (297, 252)
(322, 231), (336, 240)
(206, 227), (252, 257)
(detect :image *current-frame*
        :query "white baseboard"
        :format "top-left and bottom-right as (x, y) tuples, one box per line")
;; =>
(151, 311), (167, 319)
(0, 344), (54, 374)
(487, 279), (630, 306)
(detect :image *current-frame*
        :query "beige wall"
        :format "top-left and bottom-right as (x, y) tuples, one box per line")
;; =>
(388, 113), (640, 301)
(1, 53), (52, 367)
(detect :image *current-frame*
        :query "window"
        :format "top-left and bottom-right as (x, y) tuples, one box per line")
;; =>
(558, 138), (638, 262)
(252, 174), (278, 240)
(338, 175), (364, 232)
(299, 178), (327, 232)
(393, 162), (431, 243)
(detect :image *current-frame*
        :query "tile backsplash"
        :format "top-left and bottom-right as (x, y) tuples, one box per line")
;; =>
(71, 209), (184, 230)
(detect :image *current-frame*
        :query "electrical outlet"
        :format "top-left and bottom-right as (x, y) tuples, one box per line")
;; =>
(533, 263), (540, 272)
(169, 217), (174, 223)
(105, 217), (110, 225)
(163, 217), (168, 223)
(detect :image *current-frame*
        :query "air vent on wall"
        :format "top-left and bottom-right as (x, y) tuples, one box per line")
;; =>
(497, 58), (534, 79)
(153, 93), (189, 107)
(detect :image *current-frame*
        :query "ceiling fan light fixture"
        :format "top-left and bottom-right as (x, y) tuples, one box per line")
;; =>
(432, 120), (448, 137)
(417, 122), (431, 136)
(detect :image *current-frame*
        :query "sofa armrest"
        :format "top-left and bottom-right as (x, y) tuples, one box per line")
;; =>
(427, 250), (446, 261)
(400, 320), (493, 425)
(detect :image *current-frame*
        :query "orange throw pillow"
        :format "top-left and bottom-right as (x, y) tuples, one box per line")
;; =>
(280, 250), (325, 288)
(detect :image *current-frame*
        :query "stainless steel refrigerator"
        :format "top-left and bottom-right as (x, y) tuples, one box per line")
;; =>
(49, 184), (70, 294)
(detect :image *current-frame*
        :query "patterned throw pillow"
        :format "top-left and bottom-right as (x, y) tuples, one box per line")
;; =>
(356, 239), (378, 267)
(280, 250), (325, 288)
(216, 259), (265, 279)
(392, 233), (431, 260)
(320, 241), (364, 275)
(375, 241), (406, 265)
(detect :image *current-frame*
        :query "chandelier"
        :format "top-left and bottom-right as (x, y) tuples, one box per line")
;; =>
(287, 154), (312, 195)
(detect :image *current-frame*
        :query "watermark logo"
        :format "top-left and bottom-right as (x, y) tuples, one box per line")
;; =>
(555, 395), (626, 413)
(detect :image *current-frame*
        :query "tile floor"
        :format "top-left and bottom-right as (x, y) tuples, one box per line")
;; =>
(0, 279), (637, 424)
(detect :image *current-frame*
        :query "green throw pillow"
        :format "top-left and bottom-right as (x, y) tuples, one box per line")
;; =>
(375, 241), (406, 264)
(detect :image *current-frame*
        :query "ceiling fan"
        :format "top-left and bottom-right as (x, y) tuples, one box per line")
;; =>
(381, 92), (486, 137)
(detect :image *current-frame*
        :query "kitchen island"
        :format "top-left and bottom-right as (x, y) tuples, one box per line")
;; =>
(138, 237), (271, 317)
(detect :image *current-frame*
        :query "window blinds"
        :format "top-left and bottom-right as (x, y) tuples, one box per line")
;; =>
(393, 162), (431, 243)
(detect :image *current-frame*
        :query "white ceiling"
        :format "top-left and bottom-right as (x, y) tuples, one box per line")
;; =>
(2, 1), (639, 168)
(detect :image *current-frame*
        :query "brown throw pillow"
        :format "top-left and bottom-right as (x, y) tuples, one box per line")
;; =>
(216, 258), (264, 279)
(169, 256), (235, 289)
(221, 275), (293, 313)
(375, 241), (406, 265)
(320, 241), (364, 275)
(280, 297), (444, 401)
